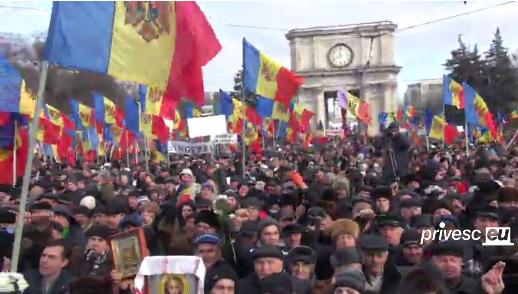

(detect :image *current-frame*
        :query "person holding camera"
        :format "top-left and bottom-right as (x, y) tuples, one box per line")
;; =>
(379, 123), (410, 185)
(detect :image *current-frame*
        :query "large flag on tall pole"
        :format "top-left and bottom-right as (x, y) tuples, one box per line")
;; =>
(243, 39), (303, 108)
(443, 75), (465, 109)
(45, 1), (221, 113)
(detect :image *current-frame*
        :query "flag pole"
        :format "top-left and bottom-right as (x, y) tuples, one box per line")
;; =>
(464, 121), (470, 156)
(11, 61), (49, 272)
(272, 119), (277, 149)
(40, 142), (46, 164)
(442, 104), (446, 148)
(12, 120), (18, 187)
(125, 130), (130, 169)
(506, 129), (518, 150)
(241, 38), (247, 179)
(135, 142), (139, 165)
(137, 100), (149, 173)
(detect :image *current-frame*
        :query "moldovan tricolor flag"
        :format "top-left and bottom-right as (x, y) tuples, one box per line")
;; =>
(243, 39), (303, 108)
(45, 2), (221, 109)
(0, 53), (37, 117)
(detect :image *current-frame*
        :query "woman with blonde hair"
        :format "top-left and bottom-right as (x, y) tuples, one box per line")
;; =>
(163, 275), (185, 294)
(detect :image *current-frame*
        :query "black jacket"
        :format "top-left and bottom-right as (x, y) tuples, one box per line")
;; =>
(24, 269), (71, 294)
(236, 273), (262, 294)
(446, 275), (483, 294)
(381, 133), (410, 183)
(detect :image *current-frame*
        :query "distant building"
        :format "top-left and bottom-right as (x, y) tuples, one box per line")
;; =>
(404, 79), (442, 114)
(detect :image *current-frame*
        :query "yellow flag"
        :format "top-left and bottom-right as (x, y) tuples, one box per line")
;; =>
(145, 86), (164, 116)
(256, 52), (282, 99)
(272, 101), (290, 122)
(429, 115), (446, 140)
(140, 113), (153, 138)
(347, 93), (361, 117)
(19, 80), (36, 117)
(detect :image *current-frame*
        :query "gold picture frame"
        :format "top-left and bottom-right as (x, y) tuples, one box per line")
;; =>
(110, 228), (148, 279)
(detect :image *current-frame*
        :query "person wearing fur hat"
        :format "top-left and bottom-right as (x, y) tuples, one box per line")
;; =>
(328, 218), (360, 250)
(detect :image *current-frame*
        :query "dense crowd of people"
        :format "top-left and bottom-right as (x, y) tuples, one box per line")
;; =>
(1, 124), (517, 294)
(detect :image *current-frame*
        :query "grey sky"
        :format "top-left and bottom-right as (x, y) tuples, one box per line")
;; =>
(1, 1), (517, 100)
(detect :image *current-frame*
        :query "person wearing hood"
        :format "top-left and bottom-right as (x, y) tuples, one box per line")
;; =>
(52, 205), (87, 248)
(394, 229), (423, 274)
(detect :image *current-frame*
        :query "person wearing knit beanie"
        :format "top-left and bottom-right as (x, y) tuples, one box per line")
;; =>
(328, 218), (360, 249)
(195, 210), (220, 235)
(257, 219), (281, 247)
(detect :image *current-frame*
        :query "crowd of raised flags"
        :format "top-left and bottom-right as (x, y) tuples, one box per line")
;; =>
(1, 2), (518, 187)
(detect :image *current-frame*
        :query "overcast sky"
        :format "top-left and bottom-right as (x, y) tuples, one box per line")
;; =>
(1, 1), (517, 99)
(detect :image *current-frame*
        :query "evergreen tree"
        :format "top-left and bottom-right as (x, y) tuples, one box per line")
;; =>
(482, 28), (518, 113)
(444, 35), (484, 89)
(232, 69), (256, 105)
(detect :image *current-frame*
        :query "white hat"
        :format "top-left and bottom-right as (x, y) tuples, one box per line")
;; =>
(180, 168), (193, 177)
(137, 196), (151, 206)
(79, 196), (96, 210)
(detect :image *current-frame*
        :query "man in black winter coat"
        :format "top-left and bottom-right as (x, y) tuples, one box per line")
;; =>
(236, 245), (284, 294)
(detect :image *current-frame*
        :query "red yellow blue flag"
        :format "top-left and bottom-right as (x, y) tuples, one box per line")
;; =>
(243, 39), (303, 108)
(443, 75), (464, 109)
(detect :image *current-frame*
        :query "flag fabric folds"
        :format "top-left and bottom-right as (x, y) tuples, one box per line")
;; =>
(46, 2), (220, 113)
(94, 94), (124, 127)
(218, 90), (234, 119)
(464, 83), (497, 139)
(163, 1), (221, 108)
(428, 115), (459, 144)
(243, 39), (303, 108)
(429, 115), (446, 141)
(0, 122), (28, 185)
(0, 54), (37, 116)
(443, 75), (464, 109)
(337, 89), (348, 110)
(46, 2), (176, 88)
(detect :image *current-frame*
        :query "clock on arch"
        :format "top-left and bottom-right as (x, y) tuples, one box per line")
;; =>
(327, 43), (353, 68)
